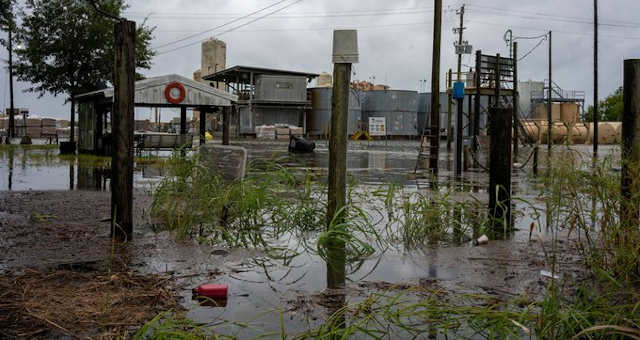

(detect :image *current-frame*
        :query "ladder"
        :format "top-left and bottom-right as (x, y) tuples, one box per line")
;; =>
(414, 126), (439, 173)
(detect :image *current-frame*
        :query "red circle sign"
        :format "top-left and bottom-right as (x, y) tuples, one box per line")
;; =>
(165, 82), (186, 104)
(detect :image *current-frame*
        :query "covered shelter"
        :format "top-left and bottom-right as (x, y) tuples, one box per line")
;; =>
(75, 74), (237, 155)
(204, 66), (318, 135)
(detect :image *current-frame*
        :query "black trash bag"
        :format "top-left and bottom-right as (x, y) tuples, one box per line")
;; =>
(289, 135), (316, 153)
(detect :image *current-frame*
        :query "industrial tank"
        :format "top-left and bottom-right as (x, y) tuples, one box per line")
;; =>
(587, 122), (618, 144)
(308, 87), (363, 136)
(569, 123), (588, 144)
(521, 121), (540, 143)
(363, 90), (418, 136)
(551, 122), (569, 144)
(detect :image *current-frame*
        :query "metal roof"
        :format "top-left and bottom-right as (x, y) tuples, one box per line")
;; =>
(203, 65), (319, 84)
(75, 74), (237, 107)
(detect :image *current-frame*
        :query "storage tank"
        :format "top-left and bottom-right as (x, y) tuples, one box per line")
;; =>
(308, 87), (363, 136)
(569, 123), (588, 144)
(551, 122), (569, 144)
(521, 121), (540, 143)
(537, 120), (550, 144)
(610, 122), (622, 144)
(560, 103), (580, 125)
(587, 122), (617, 144)
(317, 73), (332, 88)
(363, 90), (418, 136)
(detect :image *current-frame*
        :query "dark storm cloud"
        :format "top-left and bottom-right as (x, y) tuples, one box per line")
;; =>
(1, 0), (638, 118)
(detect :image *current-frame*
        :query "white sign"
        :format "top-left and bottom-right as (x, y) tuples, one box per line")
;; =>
(369, 117), (386, 136)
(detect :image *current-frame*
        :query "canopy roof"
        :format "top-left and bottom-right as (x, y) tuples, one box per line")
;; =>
(76, 74), (237, 107)
(203, 65), (319, 84)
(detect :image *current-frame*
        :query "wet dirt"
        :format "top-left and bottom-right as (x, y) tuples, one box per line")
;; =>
(0, 141), (615, 338)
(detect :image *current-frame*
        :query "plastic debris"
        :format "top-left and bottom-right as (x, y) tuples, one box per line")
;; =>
(476, 235), (489, 245)
(540, 270), (560, 280)
(193, 284), (228, 299)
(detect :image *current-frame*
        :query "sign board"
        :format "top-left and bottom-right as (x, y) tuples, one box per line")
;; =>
(369, 117), (386, 136)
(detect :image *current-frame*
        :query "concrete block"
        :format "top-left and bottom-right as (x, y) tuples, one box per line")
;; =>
(199, 145), (247, 181)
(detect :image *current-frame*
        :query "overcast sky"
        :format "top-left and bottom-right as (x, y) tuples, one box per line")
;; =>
(1, 0), (637, 120)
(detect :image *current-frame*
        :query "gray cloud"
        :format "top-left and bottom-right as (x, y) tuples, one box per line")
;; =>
(1, 0), (636, 119)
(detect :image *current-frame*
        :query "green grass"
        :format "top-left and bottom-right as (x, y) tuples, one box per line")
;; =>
(141, 148), (640, 339)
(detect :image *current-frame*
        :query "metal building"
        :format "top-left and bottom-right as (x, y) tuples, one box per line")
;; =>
(362, 90), (419, 137)
(203, 66), (318, 136)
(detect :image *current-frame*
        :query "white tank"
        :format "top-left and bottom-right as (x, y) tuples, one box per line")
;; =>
(317, 73), (332, 87)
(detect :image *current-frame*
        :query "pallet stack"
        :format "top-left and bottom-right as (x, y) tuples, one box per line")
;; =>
(42, 118), (57, 136)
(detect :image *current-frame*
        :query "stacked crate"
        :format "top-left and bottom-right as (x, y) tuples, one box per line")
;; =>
(42, 118), (57, 136)
(25, 118), (42, 138)
(276, 127), (290, 140)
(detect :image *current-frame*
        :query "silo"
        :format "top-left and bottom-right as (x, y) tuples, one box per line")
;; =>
(363, 90), (418, 136)
(308, 88), (363, 136)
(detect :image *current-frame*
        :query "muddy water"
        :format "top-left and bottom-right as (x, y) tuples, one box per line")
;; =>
(0, 141), (621, 338)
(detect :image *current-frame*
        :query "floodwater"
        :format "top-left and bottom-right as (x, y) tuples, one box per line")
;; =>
(0, 140), (621, 338)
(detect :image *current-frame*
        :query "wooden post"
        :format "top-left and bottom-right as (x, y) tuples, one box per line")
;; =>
(594, 0), (599, 156)
(222, 106), (230, 146)
(488, 107), (512, 233)
(199, 109), (206, 146)
(548, 31), (553, 152)
(513, 42), (519, 159)
(473, 50), (482, 153)
(447, 69), (453, 151)
(429, 0), (442, 173)
(8, 25), (15, 139)
(621, 59), (640, 225)
(180, 107), (187, 135)
(111, 20), (136, 242)
(327, 62), (351, 287)
(70, 99), (75, 144)
(456, 94), (463, 176)
(495, 54), (501, 107)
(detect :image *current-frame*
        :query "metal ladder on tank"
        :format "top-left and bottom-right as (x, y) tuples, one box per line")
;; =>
(413, 126), (439, 174)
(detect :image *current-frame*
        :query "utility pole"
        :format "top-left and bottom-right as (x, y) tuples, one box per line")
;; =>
(622, 59), (640, 226)
(593, 0), (599, 156)
(8, 24), (15, 140)
(455, 4), (465, 176)
(447, 69), (453, 151)
(429, 0), (442, 173)
(547, 31), (552, 152)
(513, 42), (519, 159)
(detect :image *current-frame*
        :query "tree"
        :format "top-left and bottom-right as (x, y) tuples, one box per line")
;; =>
(13, 0), (155, 142)
(585, 87), (623, 122)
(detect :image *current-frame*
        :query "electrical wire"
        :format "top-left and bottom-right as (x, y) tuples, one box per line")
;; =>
(518, 36), (547, 62)
(154, 0), (292, 50)
(156, 0), (304, 55)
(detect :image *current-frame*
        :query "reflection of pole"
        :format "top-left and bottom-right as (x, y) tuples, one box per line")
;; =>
(223, 107), (230, 146)
(111, 20), (136, 242)
(7, 147), (14, 190)
(429, 0), (442, 173)
(621, 59), (640, 225)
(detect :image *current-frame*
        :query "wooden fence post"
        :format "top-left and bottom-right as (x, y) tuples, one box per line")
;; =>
(111, 20), (136, 242)
(622, 59), (640, 225)
(488, 107), (512, 233)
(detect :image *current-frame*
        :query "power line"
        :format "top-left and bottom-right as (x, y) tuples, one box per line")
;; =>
(154, 0), (292, 50)
(518, 36), (547, 61)
(156, 0), (305, 56)
(128, 8), (435, 20)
